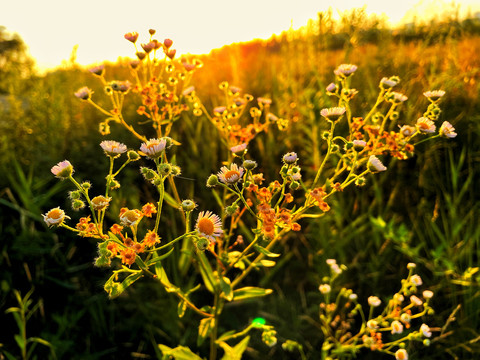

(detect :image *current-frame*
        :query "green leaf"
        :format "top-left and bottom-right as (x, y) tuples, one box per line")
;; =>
(259, 260), (276, 267)
(198, 317), (215, 346)
(220, 277), (233, 301)
(14, 334), (25, 350)
(233, 287), (273, 301)
(145, 247), (175, 266)
(158, 344), (204, 360)
(177, 300), (187, 318)
(219, 336), (250, 360)
(155, 262), (177, 292)
(253, 244), (280, 257)
(104, 271), (143, 299)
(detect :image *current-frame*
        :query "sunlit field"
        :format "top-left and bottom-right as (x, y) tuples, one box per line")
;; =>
(1, 7), (480, 360)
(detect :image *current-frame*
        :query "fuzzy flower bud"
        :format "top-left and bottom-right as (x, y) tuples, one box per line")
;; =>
(206, 174), (219, 187)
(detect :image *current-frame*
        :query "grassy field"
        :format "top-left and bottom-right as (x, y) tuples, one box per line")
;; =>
(1, 10), (480, 360)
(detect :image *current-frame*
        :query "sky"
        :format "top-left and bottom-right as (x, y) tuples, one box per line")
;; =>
(3, 0), (480, 71)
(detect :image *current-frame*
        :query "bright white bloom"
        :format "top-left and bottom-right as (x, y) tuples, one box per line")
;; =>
(367, 320), (378, 330)
(319, 284), (331, 294)
(410, 274), (423, 286)
(439, 121), (457, 138)
(395, 349), (408, 360)
(393, 293), (405, 303)
(399, 125), (416, 137)
(407, 263), (416, 269)
(420, 323), (432, 337)
(400, 313), (411, 324)
(326, 259), (337, 265)
(391, 320), (404, 334)
(410, 295), (423, 306)
(43, 207), (70, 227)
(368, 155), (387, 172)
(380, 77), (399, 88)
(423, 290), (434, 299)
(283, 152), (298, 164)
(368, 296), (381, 307)
(230, 143), (248, 154)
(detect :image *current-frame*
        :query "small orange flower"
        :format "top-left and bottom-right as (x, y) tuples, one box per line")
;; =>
(110, 224), (123, 235)
(142, 203), (157, 217)
(319, 201), (331, 212)
(284, 193), (294, 203)
(291, 223), (301, 231)
(132, 242), (145, 254)
(106, 241), (119, 257)
(120, 248), (136, 266)
(143, 230), (161, 247)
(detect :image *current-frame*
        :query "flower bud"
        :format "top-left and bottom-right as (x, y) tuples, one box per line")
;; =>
(69, 190), (82, 200)
(171, 165), (182, 176)
(195, 237), (209, 251)
(181, 199), (197, 212)
(81, 181), (91, 190)
(243, 160), (257, 170)
(71, 199), (86, 211)
(158, 163), (172, 177)
(127, 150), (140, 161)
(225, 204), (239, 216)
(206, 174), (219, 187)
(289, 181), (300, 190)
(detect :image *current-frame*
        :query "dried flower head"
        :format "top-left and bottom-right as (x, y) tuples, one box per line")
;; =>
(51, 160), (74, 179)
(124, 32), (139, 43)
(74, 86), (93, 101)
(43, 207), (70, 227)
(439, 121), (457, 138)
(100, 140), (127, 158)
(119, 208), (143, 227)
(217, 163), (245, 185)
(91, 196), (111, 211)
(89, 64), (105, 76)
(195, 211), (223, 242)
(139, 138), (167, 159)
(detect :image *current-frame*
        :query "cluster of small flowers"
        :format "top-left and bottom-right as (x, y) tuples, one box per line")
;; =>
(317, 261), (435, 360)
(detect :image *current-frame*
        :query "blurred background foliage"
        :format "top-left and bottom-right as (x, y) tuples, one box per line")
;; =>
(0, 7), (479, 359)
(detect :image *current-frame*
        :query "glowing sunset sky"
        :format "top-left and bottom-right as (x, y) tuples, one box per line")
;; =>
(3, 0), (479, 71)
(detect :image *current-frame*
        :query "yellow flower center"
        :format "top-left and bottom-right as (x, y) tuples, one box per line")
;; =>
(198, 218), (214, 235)
(224, 170), (240, 181)
(49, 209), (62, 219)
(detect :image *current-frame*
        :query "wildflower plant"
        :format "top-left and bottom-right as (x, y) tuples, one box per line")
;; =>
(316, 261), (436, 360)
(44, 30), (457, 359)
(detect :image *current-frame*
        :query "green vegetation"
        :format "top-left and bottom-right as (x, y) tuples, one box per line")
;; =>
(1, 9), (479, 359)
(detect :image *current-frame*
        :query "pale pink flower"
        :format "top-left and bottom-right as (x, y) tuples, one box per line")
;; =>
(217, 163), (245, 185)
(230, 143), (248, 154)
(410, 274), (423, 286)
(140, 138), (167, 159)
(74, 86), (93, 101)
(320, 107), (346, 121)
(410, 295), (423, 306)
(416, 117), (436, 133)
(196, 211), (223, 242)
(334, 64), (357, 76)
(423, 290), (434, 299)
(100, 140), (127, 157)
(51, 160), (74, 179)
(367, 155), (387, 173)
(420, 323), (432, 337)
(439, 121), (457, 138)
